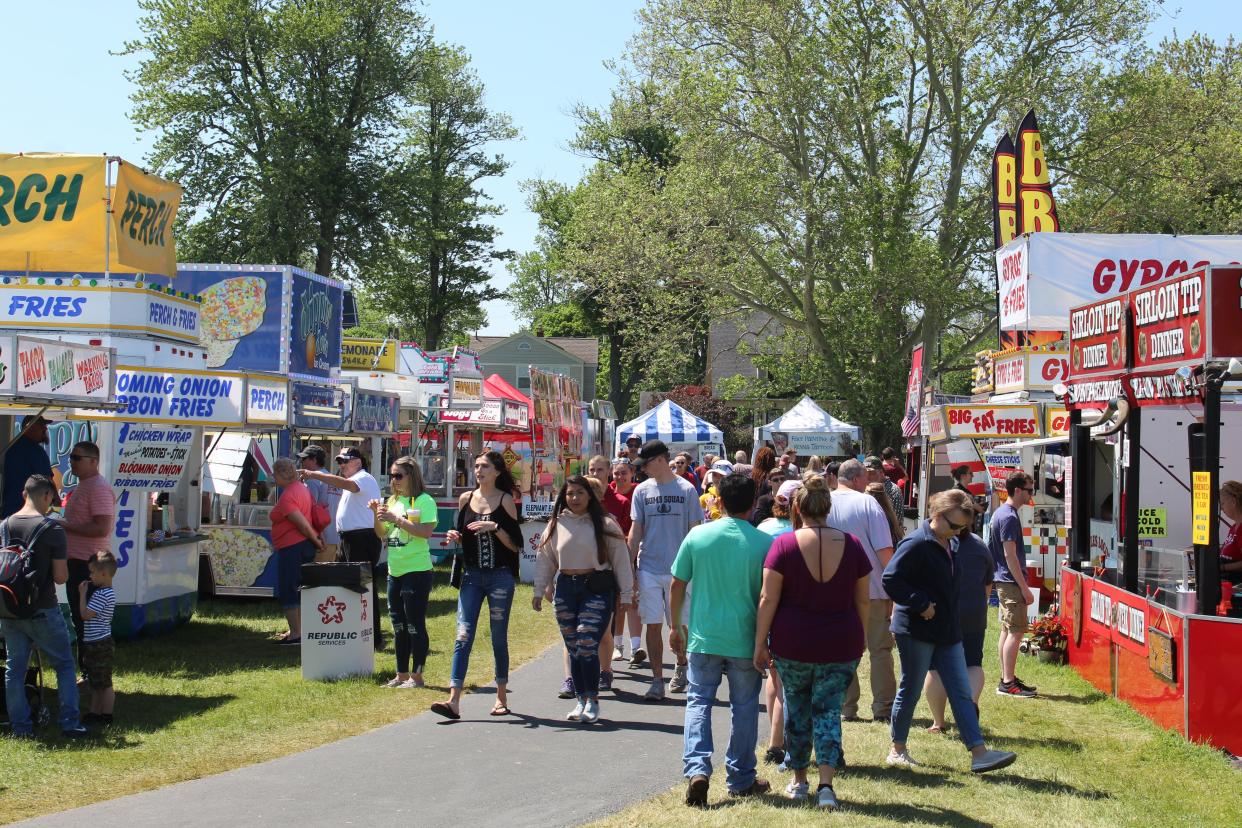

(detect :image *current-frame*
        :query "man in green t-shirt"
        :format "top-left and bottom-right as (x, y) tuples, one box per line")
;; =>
(670, 473), (773, 807)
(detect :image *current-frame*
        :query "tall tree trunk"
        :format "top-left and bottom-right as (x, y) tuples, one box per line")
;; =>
(607, 323), (631, 418)
(424, 251), (443, 349)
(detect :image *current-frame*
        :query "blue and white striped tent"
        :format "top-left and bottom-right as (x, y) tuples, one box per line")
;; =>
(615, 399), (724, 453)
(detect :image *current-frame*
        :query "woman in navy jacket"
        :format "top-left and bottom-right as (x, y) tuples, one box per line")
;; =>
(881, 489), (1017, 774)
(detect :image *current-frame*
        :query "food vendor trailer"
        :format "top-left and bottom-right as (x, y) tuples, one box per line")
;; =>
(1060, 265), (1242, 756)
(172, 263), (349, 597)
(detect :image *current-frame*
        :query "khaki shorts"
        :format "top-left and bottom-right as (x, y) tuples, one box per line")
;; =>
(996, 582), (1030, 633)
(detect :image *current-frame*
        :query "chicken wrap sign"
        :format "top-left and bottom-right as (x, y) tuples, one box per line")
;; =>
(112, 423), (194, 490)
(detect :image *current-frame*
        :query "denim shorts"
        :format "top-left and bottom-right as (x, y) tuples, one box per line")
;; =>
(275, 540), (315, 608)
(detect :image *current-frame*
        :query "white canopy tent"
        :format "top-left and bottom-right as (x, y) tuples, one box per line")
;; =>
(754, 396), (861, 458)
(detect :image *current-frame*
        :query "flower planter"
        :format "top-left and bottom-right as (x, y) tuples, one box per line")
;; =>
(1036, 648), (1066, 665)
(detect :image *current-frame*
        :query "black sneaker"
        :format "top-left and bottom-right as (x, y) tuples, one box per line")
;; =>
(685, 774), (709, 807)
(1013, 676), (1038, 693)
(729, 778), (772, 798)
(60, 726), (92, 740)
(996, 680), (1036, 698)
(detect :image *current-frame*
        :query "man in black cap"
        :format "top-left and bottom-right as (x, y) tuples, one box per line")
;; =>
(298, 445), (341, 562)
(299, 446), (384, 647)
(627, 439), (700, 699)
(624, 435), (648, 483)
(3, 415), (53, 519)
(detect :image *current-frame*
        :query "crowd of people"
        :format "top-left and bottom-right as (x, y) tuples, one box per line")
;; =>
(506, 437), (1027, 811)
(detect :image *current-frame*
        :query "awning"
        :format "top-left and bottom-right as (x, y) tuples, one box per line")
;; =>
(992, 435), (1070, 452)
(757, 396), (861, 440)
(203, 433), (272, 498)
(616, 399), (723, 450)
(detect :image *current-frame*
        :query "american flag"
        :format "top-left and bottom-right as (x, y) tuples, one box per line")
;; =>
(901, 344), (924, 437)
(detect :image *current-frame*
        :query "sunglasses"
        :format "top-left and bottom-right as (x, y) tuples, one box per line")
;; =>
(390, 472), (406, 480)
(69, 454), (95, 462)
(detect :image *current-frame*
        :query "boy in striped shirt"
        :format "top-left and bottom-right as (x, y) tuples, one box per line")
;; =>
(78, 550), (118, 727)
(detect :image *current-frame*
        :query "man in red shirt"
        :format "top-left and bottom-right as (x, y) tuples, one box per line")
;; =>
(61, 441), (115, 676)
(881, 447), (908, 492)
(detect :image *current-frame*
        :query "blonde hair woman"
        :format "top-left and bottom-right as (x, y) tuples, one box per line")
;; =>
(372, 456), (438, 688)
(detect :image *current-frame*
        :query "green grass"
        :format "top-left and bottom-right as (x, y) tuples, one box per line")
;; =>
(589, 627), (1242, 828)
(0, 571), (559, 824)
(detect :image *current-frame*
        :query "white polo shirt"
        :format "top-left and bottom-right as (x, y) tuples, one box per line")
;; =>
(336, 469), (382, 532)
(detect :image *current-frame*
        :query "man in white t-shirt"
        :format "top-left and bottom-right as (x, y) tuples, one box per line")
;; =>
(298, 445), (342, 561)
(299, 446), (384, 647)
(629, 440), (700, 700)
(828, 459), (896, 722)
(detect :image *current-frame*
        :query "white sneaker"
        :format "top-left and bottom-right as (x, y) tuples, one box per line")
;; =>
(669, 664), (689, 693)
(970, 748), (1017, 774)
(785, 780), (809, 801)
(581, 698), (600, 723)
(612, 646), (625, 662)
(566, 699), (585, 721)
(398, 677), (424, 689)
(644, 678), (666, 701)
(886, 749), (919, 768)
(816, 785), (838, 810)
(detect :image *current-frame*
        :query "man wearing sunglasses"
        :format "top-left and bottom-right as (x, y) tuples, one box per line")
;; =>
(989, 472), (1037, 698)
(60, 441), (115, 676)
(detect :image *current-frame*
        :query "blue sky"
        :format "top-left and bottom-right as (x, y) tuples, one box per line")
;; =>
(2, 1), (1237, 336)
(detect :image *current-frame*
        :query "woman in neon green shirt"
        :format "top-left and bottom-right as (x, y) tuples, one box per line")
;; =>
(372, 456), (439, 688)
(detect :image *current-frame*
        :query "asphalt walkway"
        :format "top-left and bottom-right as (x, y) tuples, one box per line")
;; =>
(19, 645), (765, 827)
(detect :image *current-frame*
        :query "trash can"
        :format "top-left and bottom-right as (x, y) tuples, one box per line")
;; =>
(300, 562), (374, 681)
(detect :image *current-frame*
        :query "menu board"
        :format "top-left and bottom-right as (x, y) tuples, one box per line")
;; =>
(1069, 295), (1129, 377)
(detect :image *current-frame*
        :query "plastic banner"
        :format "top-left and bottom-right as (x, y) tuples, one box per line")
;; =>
(111, 162), (181, 277)
(1015, 110), (1061, 235)
(998, 233), (1242, 331)
(0, 154), (108, 272)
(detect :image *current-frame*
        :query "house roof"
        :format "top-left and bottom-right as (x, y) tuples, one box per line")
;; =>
(470, 333), (599, 366)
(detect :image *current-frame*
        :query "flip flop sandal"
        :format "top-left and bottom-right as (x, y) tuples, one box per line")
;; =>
(490, 703), (511, 716)
(430, 702), (461, 721)
(926, 725), (944, 734)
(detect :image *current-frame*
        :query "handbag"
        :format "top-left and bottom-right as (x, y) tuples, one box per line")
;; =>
(586, 568), (616, 594)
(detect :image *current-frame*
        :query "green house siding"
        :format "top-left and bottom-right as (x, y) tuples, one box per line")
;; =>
(477, 334), (596, 401)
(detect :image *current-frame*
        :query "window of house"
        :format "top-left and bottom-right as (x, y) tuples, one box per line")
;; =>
(517, 341), (531, 351)
(518, 375), (531, 390)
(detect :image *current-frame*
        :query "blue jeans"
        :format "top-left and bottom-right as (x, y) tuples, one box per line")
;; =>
(450, 568), (515, 689)
(2, 608), (82, 733)
(891, 634), (984, 750)
(683, 652), (762, 791)
(389, 569), (434, 675)
(554, 573), (613, 698)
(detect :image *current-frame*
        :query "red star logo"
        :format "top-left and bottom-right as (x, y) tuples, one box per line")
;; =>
(318, 595), (346, 624)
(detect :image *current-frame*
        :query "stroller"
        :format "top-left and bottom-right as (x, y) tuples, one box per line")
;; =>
(0, 633), (51, 730)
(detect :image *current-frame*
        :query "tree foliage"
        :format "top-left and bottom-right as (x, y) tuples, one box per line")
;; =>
(126, 0), (514, 348)
(616, 0), (1153, 448)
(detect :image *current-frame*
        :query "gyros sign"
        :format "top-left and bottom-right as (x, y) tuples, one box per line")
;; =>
(996, 233), (1242, 331)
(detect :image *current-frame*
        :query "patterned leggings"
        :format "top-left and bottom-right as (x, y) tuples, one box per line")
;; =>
(774, 657), (859, 770)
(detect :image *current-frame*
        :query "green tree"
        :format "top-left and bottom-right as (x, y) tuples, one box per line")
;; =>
(363, 44), (517, 349)
(622, 0), (1152, 447)
(125, 0), (430, 276)
(1056, 34), (1242, 234)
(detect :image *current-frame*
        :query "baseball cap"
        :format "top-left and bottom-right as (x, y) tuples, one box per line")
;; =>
(710, 460), (734, 474)
(625, 435), (643, 446)
(21, 414), (50, 428)
(335, 446), (367, 465)
(636, 439), (670, 465)
(298, 445), (327, 463)
(864, 455), (884, 471)
(776, 480), (803, 502)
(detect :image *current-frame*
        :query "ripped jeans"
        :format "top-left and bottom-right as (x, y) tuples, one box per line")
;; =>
(388, 570), (434, 675)
(554, 573), (614, 699)
(449, 568), (516, 689)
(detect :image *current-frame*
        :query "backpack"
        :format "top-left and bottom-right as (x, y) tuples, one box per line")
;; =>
(0, 517), (54, 620)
